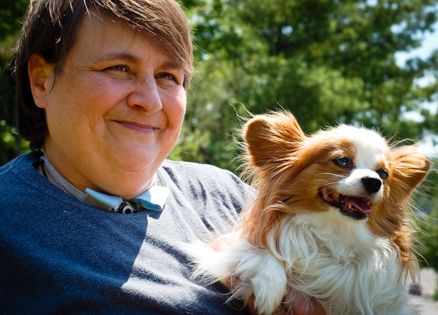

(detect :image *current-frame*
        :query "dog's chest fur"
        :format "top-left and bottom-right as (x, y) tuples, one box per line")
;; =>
(272, 211), (410, 315)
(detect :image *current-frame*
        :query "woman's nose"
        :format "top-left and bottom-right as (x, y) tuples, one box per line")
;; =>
(127, 77), (162, 113)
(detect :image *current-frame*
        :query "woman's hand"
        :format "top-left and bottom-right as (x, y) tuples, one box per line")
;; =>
(290, 298), (326, 315)
(248, 295), (326, 315)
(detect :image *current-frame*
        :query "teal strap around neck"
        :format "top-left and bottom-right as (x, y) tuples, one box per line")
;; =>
(131, 186), (169, 212)
(85, 186), (169, 213)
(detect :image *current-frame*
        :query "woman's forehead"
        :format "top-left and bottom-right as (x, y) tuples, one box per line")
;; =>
(68, 13), (179, 65)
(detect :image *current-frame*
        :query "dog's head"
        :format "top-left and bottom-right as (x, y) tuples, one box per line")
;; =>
(242, 112), (430, 264)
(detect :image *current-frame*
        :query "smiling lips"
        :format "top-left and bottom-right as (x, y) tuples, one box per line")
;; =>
(115, 120), (159, 134)
(319, 187), (373, 220)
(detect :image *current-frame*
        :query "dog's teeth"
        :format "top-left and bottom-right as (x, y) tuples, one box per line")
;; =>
(324, 189), (334, 201)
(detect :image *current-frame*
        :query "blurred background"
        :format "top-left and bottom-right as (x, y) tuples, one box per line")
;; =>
(1, 0), (437, 302)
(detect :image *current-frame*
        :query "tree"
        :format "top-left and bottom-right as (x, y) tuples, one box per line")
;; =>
(1, 0), (437, 172)
(417, 159), (438, 270)
(177, 0), (438, 172)
(0, 0), (28, 165)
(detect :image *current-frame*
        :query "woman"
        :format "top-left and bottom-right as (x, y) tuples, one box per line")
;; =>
(0, 1), (324, 314)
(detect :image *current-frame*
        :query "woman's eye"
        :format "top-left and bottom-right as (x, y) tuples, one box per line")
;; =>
(157, 72), (178, 83)
(105, 65), (130, 73)
(333, 156), (353, 169)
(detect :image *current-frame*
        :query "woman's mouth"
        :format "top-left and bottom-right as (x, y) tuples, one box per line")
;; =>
(115, 120), (159, 134)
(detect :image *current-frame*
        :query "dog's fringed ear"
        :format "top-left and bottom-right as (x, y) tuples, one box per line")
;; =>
(390, 146), (430, 194)
(243, 111), (305, 167)
(384, 146), (430, 269)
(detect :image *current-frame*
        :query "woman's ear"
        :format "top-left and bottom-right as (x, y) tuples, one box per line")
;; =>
(27, 54), (55, 109)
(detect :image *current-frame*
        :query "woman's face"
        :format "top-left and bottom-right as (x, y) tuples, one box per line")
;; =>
(29, 14), (187, 198)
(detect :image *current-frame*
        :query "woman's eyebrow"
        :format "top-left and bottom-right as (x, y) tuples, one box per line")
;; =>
(96, 52), (141, 63)
(92, 53), (183, 70)
(159, 61), (184, 71)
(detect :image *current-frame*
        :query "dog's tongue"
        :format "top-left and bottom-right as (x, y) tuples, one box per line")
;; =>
(343, 197), (372, 213)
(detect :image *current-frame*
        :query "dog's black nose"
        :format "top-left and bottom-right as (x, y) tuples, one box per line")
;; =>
(361, 177), (382, 194)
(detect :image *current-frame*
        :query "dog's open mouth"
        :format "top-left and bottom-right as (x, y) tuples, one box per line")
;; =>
(318, 187), (372, 220)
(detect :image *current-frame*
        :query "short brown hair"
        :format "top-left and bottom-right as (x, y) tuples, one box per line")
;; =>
(14, 0), (193, 150)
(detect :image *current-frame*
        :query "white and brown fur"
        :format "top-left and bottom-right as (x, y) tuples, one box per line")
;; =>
(190, 112), (430, 315)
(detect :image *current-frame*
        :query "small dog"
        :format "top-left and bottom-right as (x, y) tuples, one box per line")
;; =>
(191, 112), (430, 315)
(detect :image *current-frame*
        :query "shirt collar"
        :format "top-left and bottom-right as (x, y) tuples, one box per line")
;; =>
(40, 152), (169, 213)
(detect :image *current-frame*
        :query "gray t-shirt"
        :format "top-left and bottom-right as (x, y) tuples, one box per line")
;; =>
(0, 152), (253, 314)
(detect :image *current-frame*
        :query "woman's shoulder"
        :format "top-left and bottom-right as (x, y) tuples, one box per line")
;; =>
(0, 152), (38, 185)
(160, 159), (253, 199)
(163, 159), (234, 175)
(162, 159), (244, 186)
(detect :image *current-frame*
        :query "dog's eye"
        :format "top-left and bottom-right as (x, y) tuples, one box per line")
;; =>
(333, 157), (353, 168)
(376, 168), (389, 180)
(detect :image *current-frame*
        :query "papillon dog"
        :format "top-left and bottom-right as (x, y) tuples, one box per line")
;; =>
(190, 112), (430, 315)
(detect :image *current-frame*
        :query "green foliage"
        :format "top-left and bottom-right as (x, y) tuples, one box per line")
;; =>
(1, 0), (437, 168)
(0, 119), (28, 165)
(0, 0), (27, 163)
(418, 208), (438, 270)
(0, 0), (27, 39)
(178, 0), (438, 173)
(417, 162), (438, 271)
(434, 281), (438, 300)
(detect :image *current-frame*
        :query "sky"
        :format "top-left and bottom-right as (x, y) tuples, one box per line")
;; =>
(396, 21), (438, 64)
(396, 21), (438, 158)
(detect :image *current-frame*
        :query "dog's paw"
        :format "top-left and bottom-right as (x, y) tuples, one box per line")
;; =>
(249, 253), (287, 315)
(185, 240), (232, 283)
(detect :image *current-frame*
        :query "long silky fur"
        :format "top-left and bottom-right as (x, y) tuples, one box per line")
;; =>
(190, 111), (430, 315)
